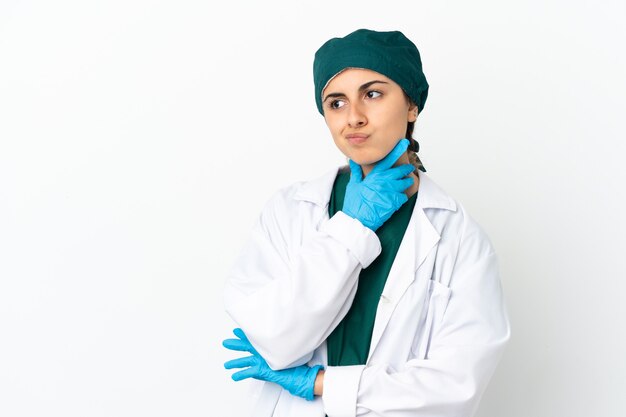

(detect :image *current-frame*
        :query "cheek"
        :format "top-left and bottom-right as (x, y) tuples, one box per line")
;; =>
(377, 109), (409, 137)
(326, 120), (346, 149)
(326, 119), (344, 141)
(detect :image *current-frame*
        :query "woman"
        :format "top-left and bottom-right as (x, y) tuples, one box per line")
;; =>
(221, 28), (511, 417)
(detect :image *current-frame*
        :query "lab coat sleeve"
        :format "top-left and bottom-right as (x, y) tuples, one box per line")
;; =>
(223, 188), (382, 370)
(322, 222), (511, 417)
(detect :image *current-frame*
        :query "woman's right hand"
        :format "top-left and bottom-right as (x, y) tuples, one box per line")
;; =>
(342, 138), (415, 231)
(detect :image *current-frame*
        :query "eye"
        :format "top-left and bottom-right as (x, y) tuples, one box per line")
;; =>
(329, 99), (346, 110)
(366, 90), (382, 99)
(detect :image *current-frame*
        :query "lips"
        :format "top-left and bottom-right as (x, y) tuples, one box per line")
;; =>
(346, 133), (369, 144)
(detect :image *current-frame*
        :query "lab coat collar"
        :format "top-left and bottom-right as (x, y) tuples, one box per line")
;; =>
(293, 165), (457, 212)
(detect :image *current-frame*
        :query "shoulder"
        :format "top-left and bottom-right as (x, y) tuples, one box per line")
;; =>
(454, 200), (496, 258)
(257, 166), (341, 226)
(419, 173), (496, 257)
(256, 181), (306, 226)
(419, 177), (499, 293)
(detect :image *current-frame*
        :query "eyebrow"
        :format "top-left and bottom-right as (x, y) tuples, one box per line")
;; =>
(323, 80), (389, 103)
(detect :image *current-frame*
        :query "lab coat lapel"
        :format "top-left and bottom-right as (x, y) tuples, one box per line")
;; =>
(366, 204), (441, 361)
(367, 170), (456, 361)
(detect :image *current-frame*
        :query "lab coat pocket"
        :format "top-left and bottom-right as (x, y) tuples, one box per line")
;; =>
(412, 279), (452, 359)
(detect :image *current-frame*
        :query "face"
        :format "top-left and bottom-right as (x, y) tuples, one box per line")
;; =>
(321, 68), (418, 172)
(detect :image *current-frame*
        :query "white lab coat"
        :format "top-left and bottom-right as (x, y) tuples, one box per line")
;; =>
(223, 166), (511, 417)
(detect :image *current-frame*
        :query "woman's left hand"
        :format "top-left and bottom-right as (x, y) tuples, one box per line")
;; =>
(222, 328), (323, 401)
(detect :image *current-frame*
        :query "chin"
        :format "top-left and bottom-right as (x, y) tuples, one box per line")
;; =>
(348, 152), (385, 167)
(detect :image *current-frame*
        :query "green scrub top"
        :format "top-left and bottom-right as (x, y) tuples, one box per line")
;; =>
(326, 166), (418, 367)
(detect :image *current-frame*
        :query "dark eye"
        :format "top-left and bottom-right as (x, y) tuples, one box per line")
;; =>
(366, 90), (382, 99)
(330, 99), (345, 109)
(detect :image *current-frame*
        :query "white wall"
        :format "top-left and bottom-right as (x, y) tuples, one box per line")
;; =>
(1, 1), (624, 416)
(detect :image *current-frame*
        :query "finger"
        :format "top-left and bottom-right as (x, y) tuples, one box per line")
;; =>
(377, 163), (415, 181)
(371, 139), (409, 174)
(233, 328), (262, 357)
(222, 338), (252, 352)
(394, 191), (409, 207)
(368, 178), (414, 197)
(231, 367), (258, 382)
(348, 159), (363, 183)
(224, 355), (256, 370)
(387, 177), (415, 193)
(233, 327), (249, 342)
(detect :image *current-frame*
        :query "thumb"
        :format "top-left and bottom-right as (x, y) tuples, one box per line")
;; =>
(348, 159), (363, 183)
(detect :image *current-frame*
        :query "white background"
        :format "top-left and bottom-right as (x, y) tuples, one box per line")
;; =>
(1, 1), (625, 416)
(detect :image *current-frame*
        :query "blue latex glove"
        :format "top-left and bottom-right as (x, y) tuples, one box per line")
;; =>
(222, 328), (323, 401)
(342, 138), (416, 231)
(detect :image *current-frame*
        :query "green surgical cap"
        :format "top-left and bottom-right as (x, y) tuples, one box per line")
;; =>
(313, 28), (429, 116)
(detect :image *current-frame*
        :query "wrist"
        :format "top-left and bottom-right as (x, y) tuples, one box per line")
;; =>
(314, 368), (325, 396)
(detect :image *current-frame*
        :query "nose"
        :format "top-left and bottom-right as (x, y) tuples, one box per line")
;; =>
(347, 101), (367, 128)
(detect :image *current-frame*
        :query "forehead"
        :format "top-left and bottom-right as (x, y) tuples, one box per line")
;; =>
(323, 67), (395, 92)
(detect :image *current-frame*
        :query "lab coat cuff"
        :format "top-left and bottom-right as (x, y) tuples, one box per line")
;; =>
(322, 365), (365, 417)
(321, 211), (381, 268)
